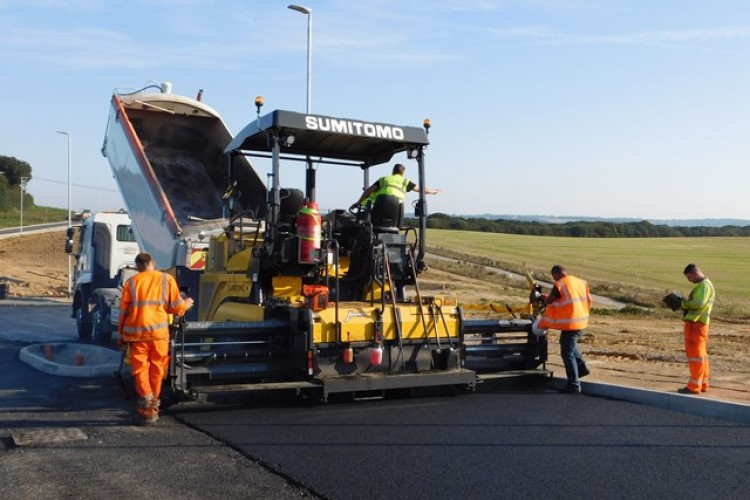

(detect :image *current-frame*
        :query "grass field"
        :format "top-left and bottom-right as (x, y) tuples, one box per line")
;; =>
(0, 206), (68, 228)
(426, 228), (750, 320)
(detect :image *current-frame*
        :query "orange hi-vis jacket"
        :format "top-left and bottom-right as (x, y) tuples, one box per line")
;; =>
(119, 270), (190, 342)
(537, 274), (592, 331)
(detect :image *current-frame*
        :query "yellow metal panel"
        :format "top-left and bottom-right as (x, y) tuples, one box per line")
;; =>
(312, 302), (461, 345)
(207, 234), (228, 272)
(272, 275), (302, 301)
(198, 273), (252, 321)
(212, 301), (265, 321)
(226, 248), (252, 272)
(325, 256), (350, 277)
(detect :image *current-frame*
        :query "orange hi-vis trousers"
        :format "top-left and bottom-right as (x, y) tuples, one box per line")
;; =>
(684, 320), (710, 393)
(129, 339), (170, 417)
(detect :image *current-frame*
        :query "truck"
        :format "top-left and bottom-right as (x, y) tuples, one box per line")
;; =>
(101, 83), (547, 402)
(65, 210), (139, 343)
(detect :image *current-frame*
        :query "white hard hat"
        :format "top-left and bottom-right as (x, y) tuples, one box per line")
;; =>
(532, 316), (547, 337)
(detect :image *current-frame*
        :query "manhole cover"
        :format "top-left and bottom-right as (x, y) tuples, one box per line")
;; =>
(11, 428), (88, 446)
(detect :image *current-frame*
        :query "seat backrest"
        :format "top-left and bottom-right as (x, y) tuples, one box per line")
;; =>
(279, 188), (305, 227)
(371, 194), (402, 232)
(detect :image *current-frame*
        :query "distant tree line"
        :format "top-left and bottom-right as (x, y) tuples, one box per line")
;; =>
(404, 213), (750, 237)
(0, 155), (35, 212)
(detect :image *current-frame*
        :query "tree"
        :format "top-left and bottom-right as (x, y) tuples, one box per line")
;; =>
(0, 174), (9, 211)
(0, 155), (33, 186)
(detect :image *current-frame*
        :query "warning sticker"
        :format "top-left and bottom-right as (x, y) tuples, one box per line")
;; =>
(190, 248), (207, 270)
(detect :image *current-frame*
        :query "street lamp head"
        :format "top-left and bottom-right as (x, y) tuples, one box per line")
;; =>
(288, 4), (311, 15)
(288, 4), (313, 114)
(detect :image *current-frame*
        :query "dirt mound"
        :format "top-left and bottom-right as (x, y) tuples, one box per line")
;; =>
(0, 231), (69, 297)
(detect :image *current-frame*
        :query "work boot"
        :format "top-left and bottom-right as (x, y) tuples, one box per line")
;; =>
(135, 414), (159, 426)
(556, 383), (581, 394)
(677, 387), (700, 395)
(136, 395), (158, 420)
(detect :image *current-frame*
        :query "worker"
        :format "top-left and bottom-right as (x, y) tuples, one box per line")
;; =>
(678, 263), (715, 395)
(350, 163), (439, 210)
(537, 265), (592, 394)
(118, 252), (194, 425)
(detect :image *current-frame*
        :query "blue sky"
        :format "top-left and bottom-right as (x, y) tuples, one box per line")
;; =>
(1, 0), (749, 220)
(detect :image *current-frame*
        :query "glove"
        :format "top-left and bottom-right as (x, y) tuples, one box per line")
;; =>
(539, 294), (548, 302)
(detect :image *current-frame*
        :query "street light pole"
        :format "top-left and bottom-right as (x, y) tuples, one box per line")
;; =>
(288, 4), (312, 114)
(19, 177), (29, 235)
(57, 130), (72, 297)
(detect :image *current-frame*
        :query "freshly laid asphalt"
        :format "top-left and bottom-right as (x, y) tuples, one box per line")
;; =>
(2, 299), (750, 499)
(173, 387), (750, 499)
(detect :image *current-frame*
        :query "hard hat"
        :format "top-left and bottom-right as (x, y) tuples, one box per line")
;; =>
(531, 316), (547, 337)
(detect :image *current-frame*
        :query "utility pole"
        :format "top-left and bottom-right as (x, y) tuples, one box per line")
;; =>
(57, 130), (72, 297)
(19, 177), (29, 235)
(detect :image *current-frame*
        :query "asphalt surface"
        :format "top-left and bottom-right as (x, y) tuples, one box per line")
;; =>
(0, 300), (308, 500)
(175, 389), (750, 500)
(2, 300), (750, 499)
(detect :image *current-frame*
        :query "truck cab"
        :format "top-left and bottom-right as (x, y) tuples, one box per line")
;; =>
(66, 210), (139, 342)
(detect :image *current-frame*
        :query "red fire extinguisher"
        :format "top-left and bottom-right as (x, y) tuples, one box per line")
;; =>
(297, 201), (321, 264)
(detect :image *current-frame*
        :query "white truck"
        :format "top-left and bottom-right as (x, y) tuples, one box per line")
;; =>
(66, 210), (139, 343)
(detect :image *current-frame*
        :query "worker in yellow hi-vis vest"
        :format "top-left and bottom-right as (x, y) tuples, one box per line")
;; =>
(350, 163), (439, 210)
(678, 263), (715, 395)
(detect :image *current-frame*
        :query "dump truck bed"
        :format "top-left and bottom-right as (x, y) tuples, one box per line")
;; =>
(102, 90), (266, 268)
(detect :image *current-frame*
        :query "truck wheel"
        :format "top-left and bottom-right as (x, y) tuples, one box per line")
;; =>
(91, 301), (112, 345)
(75, 306), (92, 340)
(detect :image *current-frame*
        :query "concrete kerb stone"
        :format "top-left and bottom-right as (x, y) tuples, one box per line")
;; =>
(580, 379), (750, 425)
(20, 342), (122, 378)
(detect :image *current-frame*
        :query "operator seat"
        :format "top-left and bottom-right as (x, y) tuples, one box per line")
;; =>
(370, 194), (402, 234)
(278, 188), (305, 231)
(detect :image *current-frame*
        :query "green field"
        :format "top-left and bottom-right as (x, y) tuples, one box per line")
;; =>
(0, 206), (68, 228)
(427, 229), (750, 319)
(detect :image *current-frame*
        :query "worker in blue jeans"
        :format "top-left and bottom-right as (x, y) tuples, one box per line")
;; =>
(538, 265), (592, 393)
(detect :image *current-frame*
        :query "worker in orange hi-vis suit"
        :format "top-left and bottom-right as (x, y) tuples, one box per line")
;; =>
(678, 263), (715, 395)
(118, 252), (193, 425)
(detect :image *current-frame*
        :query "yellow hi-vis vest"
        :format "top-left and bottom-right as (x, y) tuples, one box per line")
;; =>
(537, 275), (591, 331)
(375, 174), (410, 201)
(360, 192), (378, 207)
(682, 278), (715, 324)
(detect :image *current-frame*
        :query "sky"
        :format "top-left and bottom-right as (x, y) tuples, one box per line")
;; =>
(1, 0), (749, 221)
